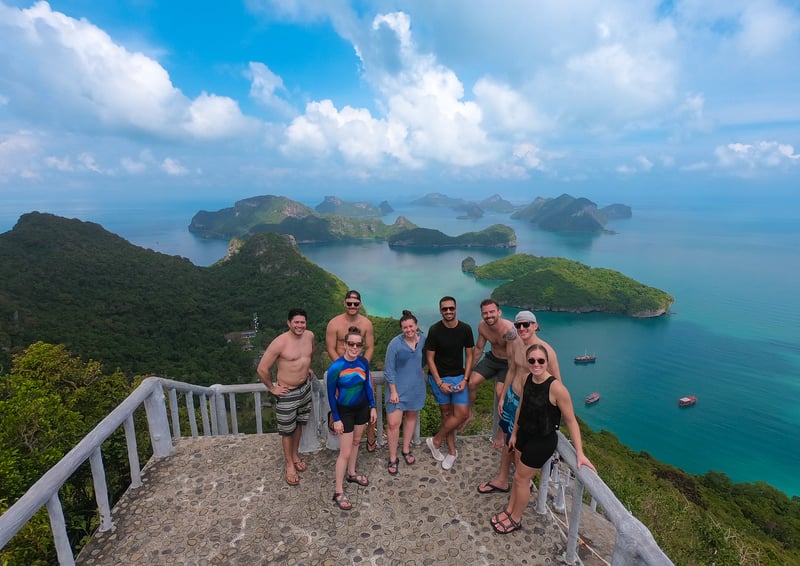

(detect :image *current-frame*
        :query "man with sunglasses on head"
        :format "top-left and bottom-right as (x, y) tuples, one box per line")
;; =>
(461, 298), (518, 431)
(326, 290), (377, 450)
(477, 310), (561, 494)
(424, 296), (475, 470)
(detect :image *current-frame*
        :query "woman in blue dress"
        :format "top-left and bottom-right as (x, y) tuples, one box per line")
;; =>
(327, 327), (377, 510)
(384, 310), (427, 475)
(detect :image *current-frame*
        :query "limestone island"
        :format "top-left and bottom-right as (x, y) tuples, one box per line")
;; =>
(388, 225), (516, 248)
(470, 253), (673, 317)
(511, 194), (632, 233)
(314, 195), (383, 217)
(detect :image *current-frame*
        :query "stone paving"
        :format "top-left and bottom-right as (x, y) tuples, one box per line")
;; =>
(76, 434), (614, 565)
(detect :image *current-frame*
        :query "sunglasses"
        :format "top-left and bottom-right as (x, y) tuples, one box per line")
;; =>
(514, 321), (532, 329)
(346, 301), (361, 307)
(345, 341), (363, 347)
(527, 357), (547, 365)
(440, 306), (456, 312)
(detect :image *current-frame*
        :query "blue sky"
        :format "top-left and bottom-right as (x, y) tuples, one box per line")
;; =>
(1, 0), (799, 208)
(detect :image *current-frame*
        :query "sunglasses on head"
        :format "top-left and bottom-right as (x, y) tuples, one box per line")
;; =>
(440, 306), (456, 312)
(346, 301), (360, 307)
(514, 321), (532, 329)
(345, 341), (363, 347)
(527, 357), (547, 365)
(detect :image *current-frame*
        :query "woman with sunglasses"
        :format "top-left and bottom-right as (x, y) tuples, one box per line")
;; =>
(491, 344), (595, 534)
(383, 310), (427, 475)
(327, 327), (377, 510)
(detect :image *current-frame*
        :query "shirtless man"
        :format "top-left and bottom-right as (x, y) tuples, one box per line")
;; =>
(257, 308), (315, 486)
(462, 298), (518, 430)
(477, 310), (561, 494)
(325, 290), (377, 450)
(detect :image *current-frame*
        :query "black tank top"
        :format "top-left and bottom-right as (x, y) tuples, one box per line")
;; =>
(518, 374), (561, 437)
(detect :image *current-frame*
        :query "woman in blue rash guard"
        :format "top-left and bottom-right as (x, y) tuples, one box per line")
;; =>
(327, 326), (377, 510)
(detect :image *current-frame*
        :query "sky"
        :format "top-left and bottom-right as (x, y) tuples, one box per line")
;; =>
(1, 0), (799, 209)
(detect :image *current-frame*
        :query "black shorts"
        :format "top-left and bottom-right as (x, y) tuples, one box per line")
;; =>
(473, 351), (509, 383)
(517, 430), (558, 469)
(337, 402), (370, 434)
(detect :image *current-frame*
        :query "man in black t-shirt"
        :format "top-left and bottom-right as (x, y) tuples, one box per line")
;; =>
(424, 296), (475, 470)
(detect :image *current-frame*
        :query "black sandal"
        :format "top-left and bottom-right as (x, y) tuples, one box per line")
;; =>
(387, 458), (399, 475)
(402, 451), (415, 465)
(346, 473), (369, 487)
(333, 492), (352, 510)
(492, 513), (522, 534)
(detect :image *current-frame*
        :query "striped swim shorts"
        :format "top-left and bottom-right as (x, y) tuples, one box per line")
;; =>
(275, 380), (312, 436)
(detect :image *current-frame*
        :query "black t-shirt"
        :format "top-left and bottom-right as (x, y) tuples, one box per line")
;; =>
(424, 320), (475, 377)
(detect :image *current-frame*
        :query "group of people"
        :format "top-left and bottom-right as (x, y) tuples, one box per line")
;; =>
(257, 291), (595, 532)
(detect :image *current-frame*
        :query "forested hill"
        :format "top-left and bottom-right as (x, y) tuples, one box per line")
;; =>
(0, 212), (347, 382)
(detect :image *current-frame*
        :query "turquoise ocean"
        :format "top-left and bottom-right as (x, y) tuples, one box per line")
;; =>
(1, 193), (798, 497)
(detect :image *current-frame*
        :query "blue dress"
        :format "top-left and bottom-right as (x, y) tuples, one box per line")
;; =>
(384, 332), (426, 412)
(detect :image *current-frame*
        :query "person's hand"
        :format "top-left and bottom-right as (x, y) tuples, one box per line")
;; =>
(497, 397), (505, 415)
(509, 432), (517, 451)
(576, 454), (596, 472)
(271, 383), (290, 396)
(369, 408), (377, 424)
(333, 420), (344, 435)
(389, 392), (399, 404)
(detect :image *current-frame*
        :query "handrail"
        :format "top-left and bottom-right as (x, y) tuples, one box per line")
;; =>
(0, 374), (672, 565)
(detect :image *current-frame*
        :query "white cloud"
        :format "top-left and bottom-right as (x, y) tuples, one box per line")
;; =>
(0, 2), (259, 142)
(247, 62), (296, 117)
(0, 130), (40, 181)
(715, 141), (800, 173)
(161, 157), (189, 176)
(44, 156), (74, 172)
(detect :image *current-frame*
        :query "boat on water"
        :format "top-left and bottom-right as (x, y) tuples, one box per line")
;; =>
(678, 395), (697, 407)
(574, 354), (597, 363)
(584, 392), (601, 404)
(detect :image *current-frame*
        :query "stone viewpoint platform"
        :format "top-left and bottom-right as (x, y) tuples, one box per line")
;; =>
(76, 434), (614, 565)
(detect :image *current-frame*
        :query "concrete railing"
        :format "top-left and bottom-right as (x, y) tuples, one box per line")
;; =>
(0, 374), (672, 565)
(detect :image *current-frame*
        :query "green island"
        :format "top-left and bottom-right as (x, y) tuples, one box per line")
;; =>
(1, 213), (798, 565)
(470, 253), (673, 317)
(387, 224), (516, 248)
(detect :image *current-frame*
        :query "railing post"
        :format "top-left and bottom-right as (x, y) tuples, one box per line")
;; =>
(210, 385), (229, 435)
(564, 478), (585, 565)
(186, 392), (199, 437)
(254, 390), (264, 434)
(536, 456), (552, 514)
(229, 392), (239, 434)
(89, 449), (113, 532)
(123, 415), (142, 488)
(299, 377), (321, 452)
(143, 381), (174, 458)
(168, 388), (181, 438)
(46, 493), (75, 566)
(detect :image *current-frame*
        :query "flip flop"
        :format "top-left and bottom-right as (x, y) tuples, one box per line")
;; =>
(346, 473), (369, 487)
(294, 460), (307, 472)
(478, 481), (510, 494)
(285, 470), (299, 486)
(366, 439), (378, 452)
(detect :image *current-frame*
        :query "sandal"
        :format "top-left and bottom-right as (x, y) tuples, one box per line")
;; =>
(367, 438), (378, 453)
(387, 458), (399, 475)
(285, 470), (299, 486)
(333, 492), (352, 510)
(293, 460), (307, 473)
(346, 473), (369, 487)
(402, 451), (415, 465)
(490, 509), (511, 526)
(492, 513), (522, 534)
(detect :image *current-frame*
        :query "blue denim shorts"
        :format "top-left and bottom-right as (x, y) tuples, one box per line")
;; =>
(428, 374), (469, 406)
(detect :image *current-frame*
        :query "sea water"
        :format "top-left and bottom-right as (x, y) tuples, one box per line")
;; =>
(2, 193), (798, 497)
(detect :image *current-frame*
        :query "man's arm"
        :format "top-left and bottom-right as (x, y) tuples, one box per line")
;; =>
(465, 328), (486, 380)
(364, 319), (375, 362)
(256, 338), (281, 392)
(426, 349), (442, 386)
(546, 344), (561, 381)
(325, 320), (339, 362)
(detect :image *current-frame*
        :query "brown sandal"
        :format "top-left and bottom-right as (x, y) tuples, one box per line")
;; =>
(333, 492), (352, 510)
(285, 470), (299, 486)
